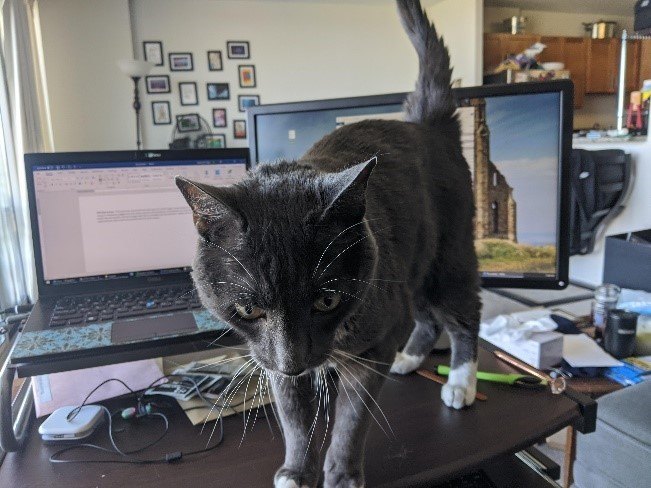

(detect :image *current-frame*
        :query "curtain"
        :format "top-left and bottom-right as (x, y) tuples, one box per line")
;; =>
(0, 0), (52, 309)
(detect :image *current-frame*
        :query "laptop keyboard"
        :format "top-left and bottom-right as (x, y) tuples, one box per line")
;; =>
(50, 285), (202, 327)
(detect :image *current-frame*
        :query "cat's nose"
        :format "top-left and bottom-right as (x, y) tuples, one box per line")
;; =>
(280, 367), (305, 376)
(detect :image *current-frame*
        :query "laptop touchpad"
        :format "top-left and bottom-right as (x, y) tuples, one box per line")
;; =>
(111, 312), (198, 343)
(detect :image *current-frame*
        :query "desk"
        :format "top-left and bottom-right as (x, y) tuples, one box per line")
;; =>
(0, 346), (589, 488)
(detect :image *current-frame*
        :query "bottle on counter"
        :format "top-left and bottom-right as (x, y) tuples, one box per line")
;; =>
(641, 79), (651, 137)
(592, 283), (621, 340)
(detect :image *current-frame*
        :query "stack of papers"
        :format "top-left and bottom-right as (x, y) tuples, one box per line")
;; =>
(562, 334), (622, 367)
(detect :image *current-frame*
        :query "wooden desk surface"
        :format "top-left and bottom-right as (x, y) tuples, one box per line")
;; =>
(0, 347), (581, 488)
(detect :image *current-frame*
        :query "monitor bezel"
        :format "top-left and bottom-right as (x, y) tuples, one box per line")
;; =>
(25, 148), (250, 298)
(248, 80), (573, 289)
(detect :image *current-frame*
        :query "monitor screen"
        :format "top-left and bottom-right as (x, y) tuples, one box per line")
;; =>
(28, 151), (247, 286)
(248, 81), (571, 289)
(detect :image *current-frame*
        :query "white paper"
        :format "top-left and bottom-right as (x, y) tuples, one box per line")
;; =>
(562, 334), (623, 367)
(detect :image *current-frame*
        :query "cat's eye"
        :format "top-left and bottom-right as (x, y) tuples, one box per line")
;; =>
(234, 303), (265, 320)
(313, 292), (341, 312)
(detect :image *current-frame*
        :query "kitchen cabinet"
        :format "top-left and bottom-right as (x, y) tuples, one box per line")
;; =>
(483, 34), (645, 105)
(639, 40), (651, 88)
(562, 38), (587, 108)
(586, 38), (619, 94)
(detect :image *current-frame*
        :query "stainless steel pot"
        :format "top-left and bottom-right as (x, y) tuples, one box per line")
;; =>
(583, 20), (618, 38)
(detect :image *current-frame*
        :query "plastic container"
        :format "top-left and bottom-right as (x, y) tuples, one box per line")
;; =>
(592, 284), (621, 339)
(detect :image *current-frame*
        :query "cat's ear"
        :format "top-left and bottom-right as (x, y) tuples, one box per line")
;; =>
(175, 176), (245, 238)
(321, 157), (377, 222)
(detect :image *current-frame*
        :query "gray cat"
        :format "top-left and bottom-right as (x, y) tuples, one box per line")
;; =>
(176, 1), (480, 486)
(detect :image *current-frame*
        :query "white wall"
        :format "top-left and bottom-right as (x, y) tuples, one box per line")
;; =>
(37, 0), (135, 151)
(133, 0), (483, 150)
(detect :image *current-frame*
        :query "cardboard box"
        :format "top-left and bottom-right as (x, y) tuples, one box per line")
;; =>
(603, 230), (651, 292)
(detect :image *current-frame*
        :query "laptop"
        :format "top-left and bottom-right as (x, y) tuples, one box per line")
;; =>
(13, 149), (248, 371)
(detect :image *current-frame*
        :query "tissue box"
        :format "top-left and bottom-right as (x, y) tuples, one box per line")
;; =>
(481, 331), (564, 369)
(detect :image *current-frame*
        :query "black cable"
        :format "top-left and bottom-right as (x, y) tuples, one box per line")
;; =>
(50, 375), (229, 465)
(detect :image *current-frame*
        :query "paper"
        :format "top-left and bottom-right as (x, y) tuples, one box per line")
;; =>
(32, 359), (164, 417)
(562, 334), (623, 368)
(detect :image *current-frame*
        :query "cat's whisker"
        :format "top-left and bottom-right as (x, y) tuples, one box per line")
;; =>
(183, 354), (251, 372)
(312, 218), (382, 278)
(320, 287), (363, 302)
(303, 369), (322, 463)
(207, 326), (233, 347)
(333, 351), (395, 382)
(317, 225), (394, 281)
(240, 366), (263, 447)
(201, 358), (255, 435)
(329, 356), (392, 438)
(257, 371), (275, 439)
(320, 367), (331, 452)
(328, 361), (358, 416)
(333, 357), (395, 438)
(265, 374), (283, 436)
(335, 349), (391, 365)
(201, 239), (259, 287)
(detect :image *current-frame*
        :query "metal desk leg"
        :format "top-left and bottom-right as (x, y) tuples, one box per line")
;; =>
(562, 425), (577, 488)
(0, 363), (32, 452)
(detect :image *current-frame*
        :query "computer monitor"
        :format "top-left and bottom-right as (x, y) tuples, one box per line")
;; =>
(248, 80), (572, 289)
(25, 149), (249, 296)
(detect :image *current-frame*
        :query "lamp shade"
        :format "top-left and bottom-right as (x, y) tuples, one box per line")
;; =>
(117, 59), (154, 78)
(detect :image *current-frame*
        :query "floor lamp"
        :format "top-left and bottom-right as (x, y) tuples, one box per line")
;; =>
(118, 59), (153, 150)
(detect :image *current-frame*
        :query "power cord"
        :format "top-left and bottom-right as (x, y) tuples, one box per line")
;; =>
(49, 377), (225, 465)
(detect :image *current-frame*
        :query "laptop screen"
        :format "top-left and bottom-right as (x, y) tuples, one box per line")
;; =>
(31, 155), (247, 285)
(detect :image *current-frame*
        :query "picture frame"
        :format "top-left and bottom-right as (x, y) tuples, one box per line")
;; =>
(145, 75), (170, 94)
(169, 52), (193, 71)
(227, 41), (250, 59)
(212, 108), (227, 128)
(202, 133), (226, 148)
(207, 83), (230, 101)
(143, 41), (163, 66)
(207, 50), (223, 71)
(176, 113), (201, 132)
(233, 119), (247, 139)
(151, 101), (171, 125)
(238, 65), (256, 88)
(238, 94), (260, 112)
(179, 82), (198, 106)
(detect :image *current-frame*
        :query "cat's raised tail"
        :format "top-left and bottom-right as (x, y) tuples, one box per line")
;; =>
(396, 0), (456, 125)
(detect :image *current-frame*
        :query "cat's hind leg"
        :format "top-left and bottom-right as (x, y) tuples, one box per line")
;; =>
(390, 318), (442, 374)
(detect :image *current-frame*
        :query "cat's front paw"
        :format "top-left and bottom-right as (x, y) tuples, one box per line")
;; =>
(274, 467), (314, 488)
(390, 351), (424, 375)
(440, 361), (478, 409)
(323, 471), (364, 488)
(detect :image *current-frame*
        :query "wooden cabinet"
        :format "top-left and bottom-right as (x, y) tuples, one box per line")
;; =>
(562, 38), (587, 108)
(639, 40), (651, 88)
(585, 38), (619, 93)
(483, 34), (646, 106)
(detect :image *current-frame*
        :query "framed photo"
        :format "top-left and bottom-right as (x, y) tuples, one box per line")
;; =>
(238, 94), (260, 112)
(176, 113), (201, 132)
(233, 119), (247, 139)
(212, 108), (227, 128)
(202, 133), (226, 148)
(143, 41), (163, 66)
(207, 83), (230, 101)
(238, 65), (256, 88)
(151, 101), (171, 125)
(179, 82), (198, 106)
(145, 75), (170, 94)
(169, 52), (193, 71)
(227, 41), (250, 59)
(207, 50), (223, 71)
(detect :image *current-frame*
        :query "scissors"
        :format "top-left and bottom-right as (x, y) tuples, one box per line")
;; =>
(437, 365), (547, 389)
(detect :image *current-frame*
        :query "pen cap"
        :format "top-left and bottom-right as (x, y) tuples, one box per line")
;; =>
(604, 309), (639, 358)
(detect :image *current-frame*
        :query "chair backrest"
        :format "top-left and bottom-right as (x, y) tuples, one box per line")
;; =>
(569, 149), (632, 255)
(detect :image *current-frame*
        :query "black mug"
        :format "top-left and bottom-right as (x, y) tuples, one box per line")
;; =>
(604, 309), (639, 359)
